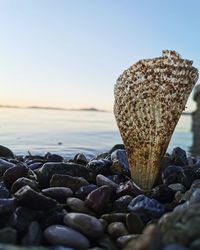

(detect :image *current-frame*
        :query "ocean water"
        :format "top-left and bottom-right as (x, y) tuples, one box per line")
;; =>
(0, 108), (193, 158)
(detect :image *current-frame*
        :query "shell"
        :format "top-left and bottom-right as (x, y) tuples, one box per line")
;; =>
(114, 50), (198, 190)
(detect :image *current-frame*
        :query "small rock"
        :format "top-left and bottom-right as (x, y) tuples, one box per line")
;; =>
(168, 183), (186, 193)
(66, 197), (94, 215)
(74, 153), (88, 166)
(98, 235), (118, 250)
(116, 180), (142, 197)
(64, 212), (104, 238)
(50, 174), (88, 191)
(0, 227), (17, 244)
(109, 144), (125, 155)
(46, 153), (64, 162)
(44, 225), (90, 250)
(0, 159), (15, 176)
(0, 145), (14, 158)
(111, 149), (130, 175)
(101, 213), (127, 223)
(11, 177), (39, 194)
(22, 221), (42, 245)
(162, 166), (185, 186)
(116, 235), (139, 249)
(3, 164), (29, 189)
(107, 222), (128, 238)
(75, 184), (97, 200)
(126, 213), (145, 234)
(189, 189), (200, 205)
(171, 147), (188, 167)
(42, 187), (73, 203)
(0, 181), (11, 198)
(128, 195), (164, 222)
(151, 185), (174, 203)
(113, 195), (133, 211)
(14, 185), (57, 210)
(85, 185), (112, 214)
(86, 159), (112, 178)
(0, 198), (17, 214)
(96, 174), (118, 189)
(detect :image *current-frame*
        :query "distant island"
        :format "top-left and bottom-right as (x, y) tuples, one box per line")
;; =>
(0, 104), (106, 112)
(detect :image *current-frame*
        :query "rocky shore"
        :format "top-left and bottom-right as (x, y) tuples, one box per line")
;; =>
(0, 144), (199, 250)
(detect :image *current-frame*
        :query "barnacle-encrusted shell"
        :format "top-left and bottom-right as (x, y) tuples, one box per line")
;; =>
(114, 50), (198, 190)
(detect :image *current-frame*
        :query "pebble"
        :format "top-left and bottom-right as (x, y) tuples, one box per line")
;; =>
(21, 221), (42, 245)
(162, 165), (185, 186)
(110, 149), (130, 175)
(189, 188), (200, 205)
(128, 195), (165, 222)
(107, 222), (128, 238)
(44, 224), (90, 249)
(3, 164), (29, 188)
(86, 159), (112, 178)
(14, 185), (58, 210)
(42, 187), (73, 203)
(101, 213), (127, 223)
(151, 184), (175, 203)
(171, 147), (188, 167)
(0, 159), (15, 176)
(0, 145), (15, 158)
(126, 213), (145, 234)
(116, 180), (142, 197)
(168, 183), (186, 193)
(66, 197), (94, 215)
(0, 197), (17, 214)
(74, 153), (88, 166)
(64, 212), (104, 238)
(85, 185), (112, 214)
(46, 153), (64, 162)
(50, 174), (88, 191)
(0, 181), (11, 198)
(37, 162), (90, 188)
(0, 227), (17, 244)
(113, 195), (133, 211)
(116, 235), (139, 249)
(75, 184), (97, 200)
(96, 174), (118, 189)
(11, 177), (39, 194)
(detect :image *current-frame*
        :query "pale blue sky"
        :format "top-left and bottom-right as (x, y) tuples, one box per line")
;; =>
(0, 0), (199, 111)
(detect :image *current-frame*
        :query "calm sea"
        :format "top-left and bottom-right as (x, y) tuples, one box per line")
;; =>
(0, 108), (193, 158)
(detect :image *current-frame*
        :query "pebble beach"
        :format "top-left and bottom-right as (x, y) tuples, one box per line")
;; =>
(0, 144), (200, 250)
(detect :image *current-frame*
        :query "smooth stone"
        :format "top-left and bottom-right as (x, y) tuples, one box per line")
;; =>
(29, 162), (44, 170)
(151, 184), (174, 203)
(163, 244), (190, 250)
(37, 162), (90, 188)
(75, 184), (97, 200)
(126, 213), (145, 234)
(189, 189), (200, 205)
(22, 221), (42, 245)
(44, 225), (90, 250)
(46, 153), (64, 162)
(101, 213), (127, 223)
(11, 177), (39, 194)
(0, 198), (17, 214)
(85, 185), (112, 214)
(128, 195), (165, 222)
(96, 174), (118, 189)
(172, 147), (188, 167)
(116, 180), (142, 197)
(41, 209), (67, 228)
(66, 197), (94, 215)
(168, 183), (186, 193)
(3, 164), (29, 188)
(116, 235), (139, 249)
(98, 236), (118, 250)
(183, 168), (199, 187)
(110, 149), (130, 175)
(0, 181), (11, 198)
(64, 212), (104, 238)
(162, 166), (185, 186)
(113, 195), (133, 211)
(74, 153), (88, 166)
(0, 145), (14, 158)
(0, 159), (15, 176)
(108, 144), (125, 155)
(0, 227), (17, 244)
(42, 187), (73, 202)
(50, 174), (88, 191)
(14, 185), (57, 210)
(9, 206), (36, 234)
(191, 179), (200, 191)
(86, 159), (112, 178)
(107, 222), (128, 238)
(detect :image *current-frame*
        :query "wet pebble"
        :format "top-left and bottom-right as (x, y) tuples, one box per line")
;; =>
(50, 174), (88, 191)
(14, 185), (57, 210)
(113, 195), (133, 211)
(64, 212), (104, 238)
(0, 159), (15, 176)
(116, 235), (139, 249)
(75, 184), (97, 200)
(110, 149), (130, 175)
(126, 213), (145, 234)
(85, 185), (112, 214)
(107, 222), (128, 238)
(0, 145), (14, 158)
(11, 177), (39, 194)
(96, 174), (118, 189)
(42, 187), (73, 203)
(74, 153), (88, 166)
(168, 183), (186, 193)
(151, 184), (175, 203)
(44, 225), (90, 250)
(66, 197), (94, 215)
(116, 180), (142, 197)
(101, 213), (127, 223)
(171, 147), (188, 167)
(46, 153), (64, 162)
(162, 165), (185, 186)
(86, 159), (112, 178)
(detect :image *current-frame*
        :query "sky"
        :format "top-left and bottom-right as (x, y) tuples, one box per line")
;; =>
(0, 0), (200, 111)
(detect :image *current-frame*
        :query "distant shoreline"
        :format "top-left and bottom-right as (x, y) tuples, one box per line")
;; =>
(0, 104), (193, 115)
(0, 105), (107, 112)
